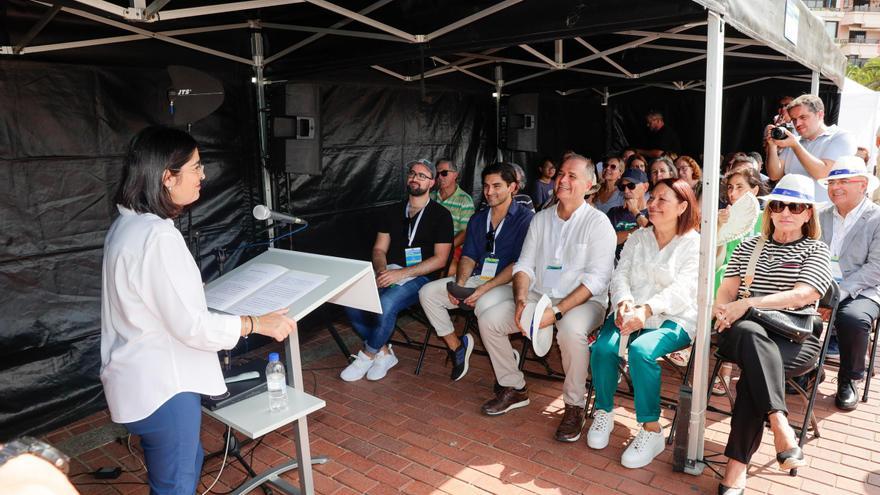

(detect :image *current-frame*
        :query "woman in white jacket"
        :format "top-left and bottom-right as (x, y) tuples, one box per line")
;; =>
(586, 178), (700, 470)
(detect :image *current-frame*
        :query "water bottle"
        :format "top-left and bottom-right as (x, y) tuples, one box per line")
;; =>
(266, 353), (288, 412)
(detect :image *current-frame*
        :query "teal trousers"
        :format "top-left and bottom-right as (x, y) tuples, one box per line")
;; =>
(590, 314), (692, 423)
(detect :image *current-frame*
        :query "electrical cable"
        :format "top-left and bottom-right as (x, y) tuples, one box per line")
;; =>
(127, 434), (148, 472)
(199, 426), (231, 495)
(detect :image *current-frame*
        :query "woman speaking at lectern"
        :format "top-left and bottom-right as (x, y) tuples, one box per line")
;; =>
(100, 126), (296, 495)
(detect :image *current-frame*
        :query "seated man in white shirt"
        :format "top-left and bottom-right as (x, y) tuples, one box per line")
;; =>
(477, 154), (617, 443)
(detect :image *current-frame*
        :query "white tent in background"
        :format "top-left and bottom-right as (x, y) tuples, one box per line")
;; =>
(839, 77), (880, 175)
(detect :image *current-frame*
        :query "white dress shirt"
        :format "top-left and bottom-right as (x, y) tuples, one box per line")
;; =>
(101, 206), (240, 423)
(513, 201), (616, 305)
(610, 227), (700, 338)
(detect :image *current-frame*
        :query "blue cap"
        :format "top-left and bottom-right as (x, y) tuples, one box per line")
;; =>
(269, 352), (280, 362)
(621, 168), (648, 184)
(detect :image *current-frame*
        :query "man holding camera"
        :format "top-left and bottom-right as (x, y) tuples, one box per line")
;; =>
(765, 94), (856, 204)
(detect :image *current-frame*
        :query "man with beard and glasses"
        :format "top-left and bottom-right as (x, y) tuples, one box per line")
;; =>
(419, 162), (534, 381)
(340, 159), (453, 382)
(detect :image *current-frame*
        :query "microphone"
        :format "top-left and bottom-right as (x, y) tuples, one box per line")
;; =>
(252, 205), (307, 225)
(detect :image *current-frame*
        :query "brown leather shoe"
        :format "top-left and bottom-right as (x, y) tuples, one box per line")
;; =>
(481, 386), (529, 416)
(555, 403), (586, 442)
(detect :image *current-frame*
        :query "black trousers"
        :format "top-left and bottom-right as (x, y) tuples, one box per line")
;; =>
(717, 319), (821, 464)
(835, 296), (880, 381)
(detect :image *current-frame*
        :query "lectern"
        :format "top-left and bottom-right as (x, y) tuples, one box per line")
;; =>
(203, 249), (381, 495)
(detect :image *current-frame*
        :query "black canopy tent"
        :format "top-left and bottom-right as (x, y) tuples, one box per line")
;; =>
(1, 0), (846, 472)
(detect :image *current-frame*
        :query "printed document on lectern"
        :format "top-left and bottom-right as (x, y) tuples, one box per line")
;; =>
(206, 263), (328, 315)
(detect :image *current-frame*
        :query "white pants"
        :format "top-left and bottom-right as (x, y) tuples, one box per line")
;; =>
(418, 276), (508, 337)
(478, 288), (606, 408)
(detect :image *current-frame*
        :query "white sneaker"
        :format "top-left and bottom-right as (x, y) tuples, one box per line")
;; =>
(587, 409), (614, 449)
(340, 351), (374, 382)
(621, 427), (665, 469)
(366, 346), (398, 381)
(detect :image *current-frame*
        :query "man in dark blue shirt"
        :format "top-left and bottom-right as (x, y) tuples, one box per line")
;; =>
(419, 162), (535, 381)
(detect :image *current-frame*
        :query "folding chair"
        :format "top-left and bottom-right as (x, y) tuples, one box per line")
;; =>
(391, 304), (487, 375)
(862, 317), (879, 402)
(706, 281), (840, 477)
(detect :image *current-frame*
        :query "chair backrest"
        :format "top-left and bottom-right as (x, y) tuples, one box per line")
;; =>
(813, 281), (840, 338)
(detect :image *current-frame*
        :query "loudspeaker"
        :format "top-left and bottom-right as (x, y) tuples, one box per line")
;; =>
(505, 93), (538, 152)
(269, 83), (322, 175)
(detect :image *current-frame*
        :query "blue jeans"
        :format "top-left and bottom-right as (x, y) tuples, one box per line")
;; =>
(124, 392), (203, 495)
(345, 276), (430, 353)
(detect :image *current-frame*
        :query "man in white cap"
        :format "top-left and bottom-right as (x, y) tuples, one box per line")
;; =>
(477, 153), (616, 444)
(817, 156), (880, 410)
(765, 94), (857, 204)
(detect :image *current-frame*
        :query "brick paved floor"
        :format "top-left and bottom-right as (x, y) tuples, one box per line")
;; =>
(51, 315), (880, 495)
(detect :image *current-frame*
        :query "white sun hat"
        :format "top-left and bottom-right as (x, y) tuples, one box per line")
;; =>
(758, 174), (817, 204)
(518, 294), (554, 358)
(817, 155), (880, 193)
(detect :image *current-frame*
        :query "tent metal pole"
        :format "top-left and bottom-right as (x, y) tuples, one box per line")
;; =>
(811, 71), (820, 95)
(251, 29), (276, 245)
(686, 9), (724, 475)
(495, 65), (503, 162)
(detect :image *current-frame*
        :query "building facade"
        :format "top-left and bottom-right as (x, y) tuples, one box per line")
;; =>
(808, 0), (880, 65)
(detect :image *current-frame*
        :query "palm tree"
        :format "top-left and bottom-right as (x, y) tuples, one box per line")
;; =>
(847, 57), (880, 90)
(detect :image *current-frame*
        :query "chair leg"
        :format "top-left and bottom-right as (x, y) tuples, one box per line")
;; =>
(863, 321), (879, 402)
(414, 325), (434, 375)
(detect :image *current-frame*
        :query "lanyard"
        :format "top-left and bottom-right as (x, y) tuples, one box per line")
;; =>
(405, 201), (428, 247)
(486, 217), (506, 255)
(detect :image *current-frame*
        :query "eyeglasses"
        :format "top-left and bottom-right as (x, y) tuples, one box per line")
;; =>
(407, 170), (432, 181)
(437, 170), (454, 177)
(767, 201), (811, 214)
(485, 231), (496, 253)
(182, 161), (204, 175)
(617, 182), (638, 191)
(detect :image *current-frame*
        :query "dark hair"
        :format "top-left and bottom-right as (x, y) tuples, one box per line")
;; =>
(651, 178), (699, 235)
(724, 167), (768, 196)
(539, 157), (555, 169)
(116, 126), (198, 219)
(482, 162), (518, 186)
(625, 153), (647, 170)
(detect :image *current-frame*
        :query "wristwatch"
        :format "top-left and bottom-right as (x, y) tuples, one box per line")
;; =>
(0, 437), (69, 474)
(552, 306), (563, 321)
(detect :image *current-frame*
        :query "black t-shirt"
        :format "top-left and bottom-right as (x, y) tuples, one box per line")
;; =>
(643, 125), (681, 154)
(380, 200), (454, 279)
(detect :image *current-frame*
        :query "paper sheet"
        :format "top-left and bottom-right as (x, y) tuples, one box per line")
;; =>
(226, 269), (328, 315)
(205, 263), (289, 311)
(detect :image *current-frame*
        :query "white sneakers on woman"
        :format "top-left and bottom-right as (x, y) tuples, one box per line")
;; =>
(587, 409), (665, 469)
(339, 346), (398, 382)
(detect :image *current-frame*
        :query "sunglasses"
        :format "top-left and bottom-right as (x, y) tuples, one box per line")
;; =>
(767, 201), (811, 214)
(437, 170), (454, 177)
(407, 170), (432, 181)
(485, 231), (496, 253)
(605, 164), (618, 171)
(617, 182), (638, 191)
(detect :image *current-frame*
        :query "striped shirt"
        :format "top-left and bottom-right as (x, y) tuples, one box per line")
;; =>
(724, 235), (832, 302)
(431, 185), (475, 235)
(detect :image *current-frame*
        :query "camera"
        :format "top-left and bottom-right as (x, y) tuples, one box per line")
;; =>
(770, 122), (795, 140)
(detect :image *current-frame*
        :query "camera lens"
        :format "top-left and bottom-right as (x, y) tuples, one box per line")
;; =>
(771, 126), (786, 140)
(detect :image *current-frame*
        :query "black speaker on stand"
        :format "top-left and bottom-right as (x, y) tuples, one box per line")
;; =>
(505, 93), (538, 153)
(269, 83), (322, 175)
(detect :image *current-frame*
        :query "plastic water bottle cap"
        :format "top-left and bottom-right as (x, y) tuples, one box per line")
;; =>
(269, 352), (279, 362)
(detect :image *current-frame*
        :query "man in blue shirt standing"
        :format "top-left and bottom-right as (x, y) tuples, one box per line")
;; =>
(419, 162), (535, 381)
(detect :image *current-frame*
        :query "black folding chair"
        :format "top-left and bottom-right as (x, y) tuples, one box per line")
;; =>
(391, 304), (488, 375)
(862, 318), (879, 402)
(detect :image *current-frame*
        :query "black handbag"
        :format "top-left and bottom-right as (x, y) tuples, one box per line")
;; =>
(739, 237), (817, 344)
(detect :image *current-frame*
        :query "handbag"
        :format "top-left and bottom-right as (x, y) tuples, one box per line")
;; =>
(739, 236), (817, 344)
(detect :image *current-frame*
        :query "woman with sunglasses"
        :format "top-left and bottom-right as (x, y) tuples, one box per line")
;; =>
(587, 178), (700, 469)
(712, 174), (832, 494)
(592, 156), (625, 214)
(101, 127), (297, 494)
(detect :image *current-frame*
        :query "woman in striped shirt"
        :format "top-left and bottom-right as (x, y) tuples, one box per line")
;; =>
(712, 175), (832, 495)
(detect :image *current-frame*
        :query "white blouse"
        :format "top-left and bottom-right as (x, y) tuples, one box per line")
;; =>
(610, 227), (700, 338)
(101, 206), (240, 423)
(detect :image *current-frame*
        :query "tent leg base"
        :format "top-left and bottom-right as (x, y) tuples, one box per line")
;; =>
(683, 459), (708, 476)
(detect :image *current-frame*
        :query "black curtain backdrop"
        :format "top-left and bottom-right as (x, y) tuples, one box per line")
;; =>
(0, 60), (258, 440)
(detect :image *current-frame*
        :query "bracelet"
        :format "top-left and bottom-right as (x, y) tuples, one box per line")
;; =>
(244, 316), (254, 338)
